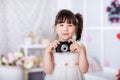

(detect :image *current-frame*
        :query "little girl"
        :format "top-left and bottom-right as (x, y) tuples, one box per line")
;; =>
(43, 9), (89, 80)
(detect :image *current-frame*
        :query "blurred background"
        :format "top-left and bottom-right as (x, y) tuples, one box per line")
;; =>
(0, 0), (120, 79)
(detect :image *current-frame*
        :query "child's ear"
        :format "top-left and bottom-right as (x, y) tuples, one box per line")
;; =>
(54, 25), (57, 29)
(54, 25), (58, 32)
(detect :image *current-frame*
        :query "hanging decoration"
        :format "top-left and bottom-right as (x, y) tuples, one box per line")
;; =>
(106, 0), (120, 23)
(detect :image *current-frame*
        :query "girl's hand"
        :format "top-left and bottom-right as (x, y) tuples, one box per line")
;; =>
(45, 40), (60, 54)
(115, 69), (120, 80)
(69, 39), (81, 53)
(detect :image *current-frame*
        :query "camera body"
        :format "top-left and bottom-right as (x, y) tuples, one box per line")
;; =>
(56, 41), (73, 53)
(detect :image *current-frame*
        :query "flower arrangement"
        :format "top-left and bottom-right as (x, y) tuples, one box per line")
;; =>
(0, 52), (41, 69)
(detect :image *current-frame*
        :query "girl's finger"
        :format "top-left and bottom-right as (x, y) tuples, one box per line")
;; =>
(70, 43), (73, 51)
(69, 39), (73, 42)
(70, 44), (76, 52)
(52, 40), (59, 48)
(69, 39), (75, 43)
(54, 40), (60, 44)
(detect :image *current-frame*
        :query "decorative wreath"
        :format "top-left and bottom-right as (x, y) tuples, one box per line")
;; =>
(106, 0), (120, 23)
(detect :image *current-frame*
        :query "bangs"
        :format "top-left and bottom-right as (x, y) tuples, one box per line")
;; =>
(55, 11), (76, 25)
(56, 16), (74, 24)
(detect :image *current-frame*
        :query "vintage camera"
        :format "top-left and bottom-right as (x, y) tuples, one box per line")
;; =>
(56, 41), (73, 53)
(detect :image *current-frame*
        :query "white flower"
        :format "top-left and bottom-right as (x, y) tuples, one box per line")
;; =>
(23, 56), (36, 69)
(14, 52), (23, 59)
(24, 61), (34, 69)
(2, 57), (8, 65)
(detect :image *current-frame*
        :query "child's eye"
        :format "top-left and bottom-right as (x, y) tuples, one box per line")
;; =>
(68, 24), (73, 27)
(60, 24), (63, 26)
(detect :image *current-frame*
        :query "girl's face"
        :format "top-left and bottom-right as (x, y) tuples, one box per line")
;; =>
(55, 21), (76, 41)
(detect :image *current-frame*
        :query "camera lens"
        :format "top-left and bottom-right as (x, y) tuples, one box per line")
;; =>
(61, 44), (68, 52)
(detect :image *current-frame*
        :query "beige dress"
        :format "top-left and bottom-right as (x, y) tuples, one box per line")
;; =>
(45, 52), (85, 80)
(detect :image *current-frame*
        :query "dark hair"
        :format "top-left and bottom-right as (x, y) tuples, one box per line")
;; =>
(54, 9), (83, 41)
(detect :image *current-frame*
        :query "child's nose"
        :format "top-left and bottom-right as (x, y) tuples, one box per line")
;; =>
(64, 26), (68, 31)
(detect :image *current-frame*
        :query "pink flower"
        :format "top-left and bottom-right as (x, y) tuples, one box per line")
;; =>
(16, 59), (23, 66)
(7, 52), (16, 63)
